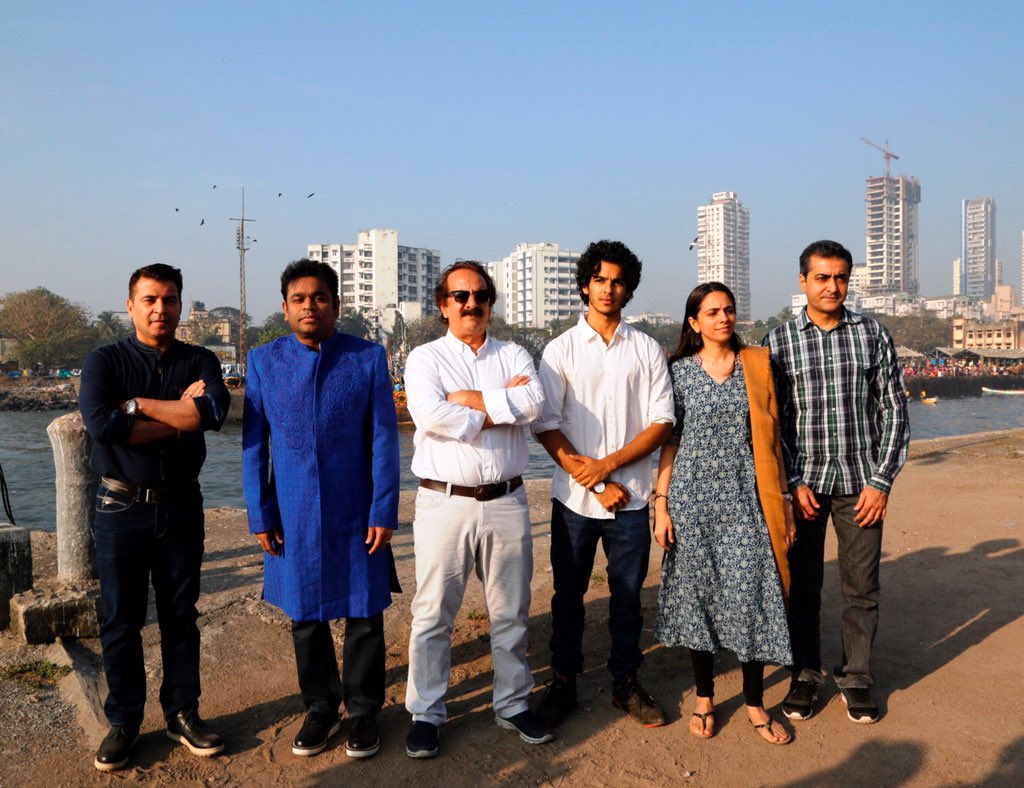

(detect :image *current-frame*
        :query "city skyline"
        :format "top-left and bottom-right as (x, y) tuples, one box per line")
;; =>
(2, 3), (1022, 324)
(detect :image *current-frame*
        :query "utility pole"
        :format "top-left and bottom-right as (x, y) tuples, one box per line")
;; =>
(230, 189), (254, 375)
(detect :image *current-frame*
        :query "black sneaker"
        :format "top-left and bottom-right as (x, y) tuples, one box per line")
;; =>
(535, 675), (578, 728)
(496, 709), (554, 744)
(840, 687), (879, 724)
(611, 676), (666, 728)
(406, 720), (440, 759)
(345, 715), (380, 759)
(166, 707), (225, 757)
(292, 711), (341, 756)
(93, 725), (139, 772)
(782, 680), (819, 721)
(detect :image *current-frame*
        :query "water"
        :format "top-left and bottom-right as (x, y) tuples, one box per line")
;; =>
(3, 396), (1023, 532)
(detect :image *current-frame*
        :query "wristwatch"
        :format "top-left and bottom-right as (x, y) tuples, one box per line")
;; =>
(125, 398), (139, 417)
(592, 481), (606, 494)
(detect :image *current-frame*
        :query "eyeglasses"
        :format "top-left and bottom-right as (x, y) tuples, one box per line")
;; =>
(446, 290), (491, 305)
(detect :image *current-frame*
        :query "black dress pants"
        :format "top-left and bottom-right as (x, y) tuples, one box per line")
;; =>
(291, 614), (385, 717)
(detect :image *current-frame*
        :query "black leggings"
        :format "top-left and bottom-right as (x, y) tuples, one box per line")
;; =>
(689, 649), (765, 707)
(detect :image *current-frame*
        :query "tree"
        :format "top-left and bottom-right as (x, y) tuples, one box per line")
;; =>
(0, 287), (96, 368)
(405, 315), (445, 350)
(253, 312), (291, 347)
(93, 311), (131, 344)
(337, 308), (372, 340)
(865, 313), (952, 352)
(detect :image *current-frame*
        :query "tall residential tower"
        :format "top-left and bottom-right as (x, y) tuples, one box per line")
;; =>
(696, 191), (750, 320)
(960, 198), (996, 299)
(486, 242), (581, 329)
(864, 175), (920, 294)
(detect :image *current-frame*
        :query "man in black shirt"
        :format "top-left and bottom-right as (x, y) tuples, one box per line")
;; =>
(79, 264), (229, 772)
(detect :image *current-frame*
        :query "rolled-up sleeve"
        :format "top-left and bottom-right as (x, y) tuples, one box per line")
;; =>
(79, 348), (134, 445)
(532, 342), (566, 435)
(192, 348), (230, 432)
(481, 345), (544, 426)
(646, 342), (676, 426)
(404, 345), (487, 441)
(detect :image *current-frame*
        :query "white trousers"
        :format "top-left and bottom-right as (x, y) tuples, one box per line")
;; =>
(405, 485), (534, 725)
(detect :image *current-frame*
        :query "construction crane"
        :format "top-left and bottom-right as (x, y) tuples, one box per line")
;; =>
(860, 137), (899, 179)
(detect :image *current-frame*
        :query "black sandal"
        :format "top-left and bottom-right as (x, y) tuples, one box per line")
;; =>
(689, 710), (715, 739)
(751, 715), (791, 746)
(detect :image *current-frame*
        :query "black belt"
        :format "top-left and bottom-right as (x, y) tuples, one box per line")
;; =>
(100, 476), (196, 505)
(419, 476), (523, 502)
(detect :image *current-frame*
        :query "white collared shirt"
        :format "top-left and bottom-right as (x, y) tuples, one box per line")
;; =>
(534, 315), (675, 519)
(405, 330), (544, 486)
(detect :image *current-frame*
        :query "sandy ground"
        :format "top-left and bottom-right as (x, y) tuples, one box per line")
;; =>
(1, 430), (1023, 787)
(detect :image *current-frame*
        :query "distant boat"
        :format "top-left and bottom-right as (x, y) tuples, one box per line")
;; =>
(919, 391), (939, 405)
(981, 387), (1024, 396)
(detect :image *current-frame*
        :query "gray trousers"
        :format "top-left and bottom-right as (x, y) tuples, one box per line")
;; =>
(788, 493), (882, 689)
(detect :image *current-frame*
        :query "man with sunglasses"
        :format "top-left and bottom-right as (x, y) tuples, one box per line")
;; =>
(403, 261), (550, 758)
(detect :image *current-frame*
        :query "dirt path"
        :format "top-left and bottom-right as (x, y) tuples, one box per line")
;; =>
(2, 430), (1023, 786)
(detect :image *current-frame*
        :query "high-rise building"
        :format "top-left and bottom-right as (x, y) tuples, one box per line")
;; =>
(952, 258), (963, 296)
(961, 197), (996, 299)
(864, 175), (920, 294)
(486, 242), (581, 329)
(307, 229), (441, 329)
(695, 191), (750, 320)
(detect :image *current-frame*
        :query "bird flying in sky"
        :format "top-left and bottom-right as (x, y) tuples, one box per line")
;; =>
(307, 192), (315, 198)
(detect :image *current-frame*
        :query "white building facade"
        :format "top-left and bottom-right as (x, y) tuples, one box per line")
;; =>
(864, 175), (920, 294)
(961, 197), (996, 299)
(696, 191), (751, 320)
(307, 229), (441, 329)
(486, 242), (581, 329)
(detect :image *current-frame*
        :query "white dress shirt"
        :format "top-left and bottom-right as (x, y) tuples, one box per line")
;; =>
(405, 331), (544, 486)
(533, 315), (675, 519)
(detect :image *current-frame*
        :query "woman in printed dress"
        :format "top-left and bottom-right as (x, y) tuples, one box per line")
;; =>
(654, 282), (795, 745)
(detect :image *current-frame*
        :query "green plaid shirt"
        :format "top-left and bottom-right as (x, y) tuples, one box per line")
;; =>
(764, 308), (909, 496)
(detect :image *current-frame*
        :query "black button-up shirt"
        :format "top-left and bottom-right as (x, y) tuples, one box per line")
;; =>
(79, 336), (230, 489)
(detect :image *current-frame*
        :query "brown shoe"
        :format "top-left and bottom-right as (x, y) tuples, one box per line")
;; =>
(611, 676), (666, 728)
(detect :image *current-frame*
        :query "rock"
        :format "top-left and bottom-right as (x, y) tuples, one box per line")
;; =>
(8, 581), (101, 644)
(0, 523), (33, 629)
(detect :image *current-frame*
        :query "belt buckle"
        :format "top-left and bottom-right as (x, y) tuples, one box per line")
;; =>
(473, 484), (489, 502)
(140, 488), (160, 504)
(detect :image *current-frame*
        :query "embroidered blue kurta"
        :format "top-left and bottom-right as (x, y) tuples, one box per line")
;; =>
(242, 332), (400, 621)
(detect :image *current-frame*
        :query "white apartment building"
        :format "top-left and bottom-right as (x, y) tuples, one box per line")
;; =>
(923, 295), (983, 321)
(307, 229), (441, 331)
(961, 197), (996, 299)
(624, 312), (676, 326)
(486, 242), (581, 329)
(790, 292), (863, 317)
(696, 192), (751, 320)
(864, 175), (920, 294)
(952, 258), (963, 296)
(849, 265), (871, 295)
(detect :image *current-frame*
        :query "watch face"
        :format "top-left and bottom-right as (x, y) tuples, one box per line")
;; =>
(593, 482), (606, 494)
(126, 399), (137, 416)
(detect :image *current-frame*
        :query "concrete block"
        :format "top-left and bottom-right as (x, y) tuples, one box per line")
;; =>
(8, 581), (101, 644)
(1, 523), (33, 629)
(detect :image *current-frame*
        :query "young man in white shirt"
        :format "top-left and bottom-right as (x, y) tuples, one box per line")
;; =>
(534, 240), (675, 728)
(403, 261), (551, 758)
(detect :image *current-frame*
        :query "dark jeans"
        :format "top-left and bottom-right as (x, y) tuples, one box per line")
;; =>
(292, 614), (385, 718)
(689, 650), (765, 707)
(93, 483), (205, 729)
(788, 493), (882, 689)
(548, 499), (651, 679)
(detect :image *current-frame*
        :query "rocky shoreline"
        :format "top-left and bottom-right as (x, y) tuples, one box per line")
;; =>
(0, 381), (78, 412)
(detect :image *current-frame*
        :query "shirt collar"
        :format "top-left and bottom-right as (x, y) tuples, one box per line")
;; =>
(797, 306), (860, 332)
(575, 313), (630, 343)
(443, 329), (491, 356)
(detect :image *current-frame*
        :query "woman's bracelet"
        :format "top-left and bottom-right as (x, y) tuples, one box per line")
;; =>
(653, 492), (668, 501)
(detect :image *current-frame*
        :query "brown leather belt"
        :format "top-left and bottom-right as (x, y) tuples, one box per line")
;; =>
(100, 476), (196, 505)
(419, 475), (523, 502)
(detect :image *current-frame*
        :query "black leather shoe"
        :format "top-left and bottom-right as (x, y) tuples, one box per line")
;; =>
(535, 675), (578, 728)
(292, 711), (341, 756)
(94, 725), (139, 772)
(166, 707), (225, 756)
(345, 715), (380, 759)
(612, 675), (666, 727)
(405, 720), (440, 758)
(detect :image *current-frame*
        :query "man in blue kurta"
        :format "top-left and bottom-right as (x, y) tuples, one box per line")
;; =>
(242, 259), (400, 760)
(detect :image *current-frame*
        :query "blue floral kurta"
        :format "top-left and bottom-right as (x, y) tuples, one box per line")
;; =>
(656, 356), (791, 664)
(242, 332), (400, 621)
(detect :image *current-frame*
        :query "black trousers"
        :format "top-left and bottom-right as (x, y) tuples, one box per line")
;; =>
(291, 614), (385, 717)
(689, 650), (765, 707)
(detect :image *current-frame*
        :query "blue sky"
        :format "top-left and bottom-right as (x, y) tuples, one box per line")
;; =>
(2, 1), (1022, 323)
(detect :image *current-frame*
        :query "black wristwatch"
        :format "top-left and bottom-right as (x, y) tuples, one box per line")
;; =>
(592, 481), (606, 494)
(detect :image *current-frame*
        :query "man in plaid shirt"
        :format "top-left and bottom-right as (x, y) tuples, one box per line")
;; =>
(765, 240), (909, 725)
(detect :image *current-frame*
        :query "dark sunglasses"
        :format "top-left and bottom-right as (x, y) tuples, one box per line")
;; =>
(447, 289), (491, 305)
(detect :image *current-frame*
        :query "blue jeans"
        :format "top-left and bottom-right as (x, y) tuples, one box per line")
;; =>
(93, 482), (205, 729)
(548, 499), (651, 679)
